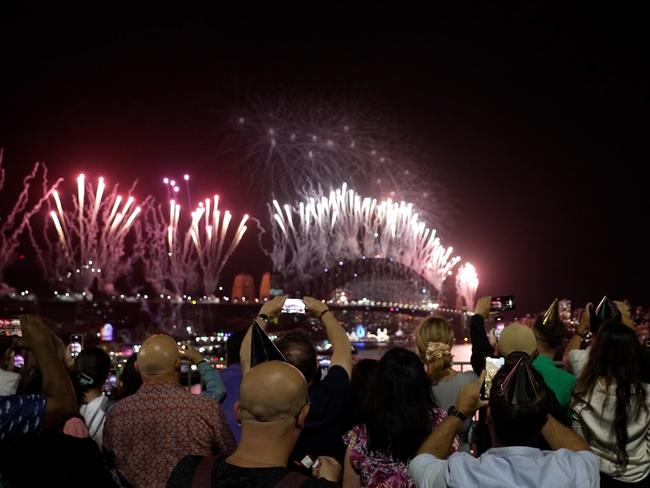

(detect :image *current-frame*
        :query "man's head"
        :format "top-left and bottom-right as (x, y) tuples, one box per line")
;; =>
(533, 316), (566, 353)
(75, 346), (111, 392)
(136, 334), (179, 383)
(488, 359), (548, 447)
(497, 323), (537, 360)
(237, 360), (309, 438)
(276, 330), (318, 384)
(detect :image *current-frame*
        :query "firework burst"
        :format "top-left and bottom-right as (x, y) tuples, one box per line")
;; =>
(455, 262), (479, 310)
(0, 150), (62, 287)
(31, 174), (145, 293)
(269, 183), (460, 294)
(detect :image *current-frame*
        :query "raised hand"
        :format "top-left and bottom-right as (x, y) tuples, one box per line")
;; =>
(303, 296), (329, 318)
(257, 295), (287, 320)
(474, 296), (492, 319)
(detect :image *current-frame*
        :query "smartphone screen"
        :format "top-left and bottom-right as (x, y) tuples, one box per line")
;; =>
(70, 334), (84, 358)
(13, 353), (24, 370)
(481, 357), (505, 400)
(180, 361), (190, 374)
(282, 298), (306, 314)
(490, 296), (515, 313)
(494, 323), (505, 342)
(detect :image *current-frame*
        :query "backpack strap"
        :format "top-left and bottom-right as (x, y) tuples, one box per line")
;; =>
(191, 456), (217, 488)
(276, 470), (310, 488)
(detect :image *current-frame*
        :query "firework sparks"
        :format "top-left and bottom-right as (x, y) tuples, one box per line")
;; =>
(138, 180), (248, 297)
(455, 262), (479, 311)
(232, 103), (447, 226)
(35, 174), (145, 292)
(0, 150), (62, 286)
(269, 183), (460, 294)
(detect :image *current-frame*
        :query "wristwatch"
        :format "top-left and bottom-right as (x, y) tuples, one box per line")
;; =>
(256, 313), (270, 322)
(447, 405), (468, 422)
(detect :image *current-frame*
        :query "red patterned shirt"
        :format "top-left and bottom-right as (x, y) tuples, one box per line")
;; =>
(104, 383), (235, 488)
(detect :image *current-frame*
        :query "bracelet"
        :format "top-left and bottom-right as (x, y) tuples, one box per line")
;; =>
(317, 309), (332, 319)
(257, 314), (270, 322)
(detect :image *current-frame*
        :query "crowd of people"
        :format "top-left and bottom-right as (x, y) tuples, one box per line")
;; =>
(0, 293), (649, 487)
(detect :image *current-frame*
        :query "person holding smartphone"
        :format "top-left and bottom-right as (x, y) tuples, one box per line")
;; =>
(240, 296), (352, 468)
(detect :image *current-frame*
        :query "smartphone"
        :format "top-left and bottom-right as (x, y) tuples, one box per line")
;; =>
(102, 372), (117, 394)
(70, 334), (84, 358)
(481, 357), (505, 400)
(282, 298), (306, 314)
(13, 353), (24, 370)
(180, 361), (190, 374)
(490, 296), (515, 313)
(494, 323), (505, 342)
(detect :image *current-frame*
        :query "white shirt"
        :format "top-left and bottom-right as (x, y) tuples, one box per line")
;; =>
(0, 369), (21, 396)
(408, 447), (599, 488)
(572, 381), (650, 483)
(567, 348), (590, 376)
(80, 395), (109, 447)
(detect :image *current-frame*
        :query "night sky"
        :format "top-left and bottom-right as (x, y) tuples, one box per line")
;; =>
(1, 6), (648, 314)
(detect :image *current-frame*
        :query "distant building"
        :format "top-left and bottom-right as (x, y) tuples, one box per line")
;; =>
(259, 272), (271, 300)
(231, 273), (255, 302)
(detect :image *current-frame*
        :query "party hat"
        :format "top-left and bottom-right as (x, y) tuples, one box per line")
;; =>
(541, 298), (561, 328)
(591, 296), (620, 332)
(250, 319), (286, 368)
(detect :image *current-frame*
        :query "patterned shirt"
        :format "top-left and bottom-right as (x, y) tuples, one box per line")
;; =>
(0, 394), (46, 440)
(103, 383), (235, 488)
(344, 408), (457, 488)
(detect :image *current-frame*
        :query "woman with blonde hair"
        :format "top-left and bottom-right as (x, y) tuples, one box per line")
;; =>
(414, 316), (477, 452)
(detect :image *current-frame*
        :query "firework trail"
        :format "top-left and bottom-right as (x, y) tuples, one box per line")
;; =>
(0, 150), (62, 287)
(138, 179), (248, 297)
(455, 262), (479, 310)
(269, 183), (460, 294)
(31, 174), (145, 293)
(232, 102), (447, 225)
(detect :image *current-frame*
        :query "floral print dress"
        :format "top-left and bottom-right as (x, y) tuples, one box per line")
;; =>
(343, 407), (457, 488)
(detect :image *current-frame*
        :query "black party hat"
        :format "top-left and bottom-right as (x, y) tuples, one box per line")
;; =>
(250, 319), (287, 368)
(591, 296), (620, 333)
(541, 298), (561, 328)
(498, 356), (544, 407)
(594, 296), (617, 321)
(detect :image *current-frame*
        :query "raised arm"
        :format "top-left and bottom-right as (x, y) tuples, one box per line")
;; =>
(180, 345), (226, 401)
(418, 370), (487, 458)
(304, 297), (352, 378)
(240, 295), (286, 377)
(562, 303), (591, 369)
(470, 297), (493, 375)
(541, 414), (591, 452)
(20, 315), (78, 430)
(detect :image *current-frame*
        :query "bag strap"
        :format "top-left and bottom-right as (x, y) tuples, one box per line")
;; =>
(191, 456), (216, 488)
(276, 470), (310, 488)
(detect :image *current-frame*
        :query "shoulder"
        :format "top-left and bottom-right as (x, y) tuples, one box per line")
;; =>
(547, 449), (600, 476)
(408, 453), (452, 487)
(344, 424), (367, 446)
(322, 365), (350, 385)
(460, 371), (478, 383)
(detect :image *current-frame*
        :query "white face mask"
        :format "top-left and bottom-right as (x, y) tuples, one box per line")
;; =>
(0, 368), (21, 396)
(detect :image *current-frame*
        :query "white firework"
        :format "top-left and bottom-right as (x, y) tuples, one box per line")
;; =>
(32, 174), (145, 293)
(455, 262), (479, 311)
(269, 183), (460, 293)
(138, 190), (248, 297)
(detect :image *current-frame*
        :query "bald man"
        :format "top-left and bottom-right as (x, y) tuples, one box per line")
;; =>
(104, 335), (235, 488)
(167, 361), (340, 487)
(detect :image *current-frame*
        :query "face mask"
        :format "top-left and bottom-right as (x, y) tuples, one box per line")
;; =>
(0, 368), (21, 396)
